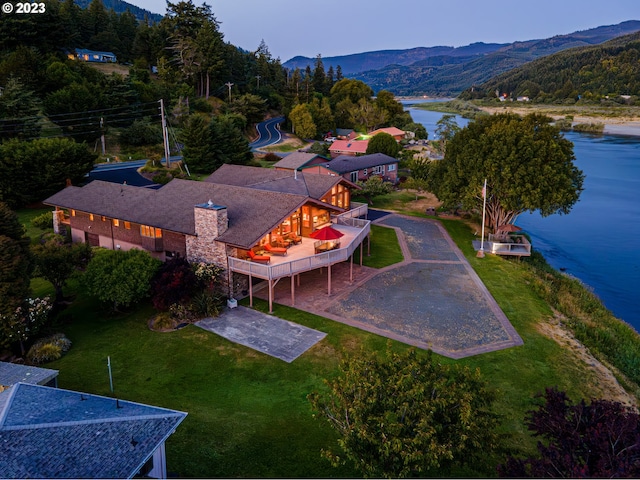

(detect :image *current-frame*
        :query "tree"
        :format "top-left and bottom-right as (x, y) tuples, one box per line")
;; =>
(0, 77), (41, 141)
(209, 114), (253, 166)
(180, 113), (214, 173)
(434, 114), (460, 149)
(312, 54), (327, 95)
(0, 296), (52, 355)
(230, 93), (267, 126)
(499, 387), (640, 478)
(356, 176), (393, 205)
(366, 132), (401, 157)
(403, 122), (428, 140)
(150, 257), (200, 311)
(0, 202), (32, 317)
(351, 97), (385, 132)
(0, 138), (96, 208)
(32, 234), (92, 304)
(289, 103), (316, 139)
(83, 248), (161, 310)
(329, 78), (373, 107)
(431, 113), (584, 232)
(309, 348), (498, 478)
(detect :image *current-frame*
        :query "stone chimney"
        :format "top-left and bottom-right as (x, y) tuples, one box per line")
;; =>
(185, 200), (228, 265)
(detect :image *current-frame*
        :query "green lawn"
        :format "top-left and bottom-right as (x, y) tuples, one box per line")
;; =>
(19, 205), (622, 477)
(354, 224), (404, 268)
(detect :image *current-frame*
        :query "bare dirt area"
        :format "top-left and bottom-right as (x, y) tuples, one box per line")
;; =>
(479, 105), (640, 136)
(536, 313), (637, 407)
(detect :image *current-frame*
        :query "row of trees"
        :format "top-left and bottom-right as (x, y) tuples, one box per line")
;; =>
(287, 79), (426, 140)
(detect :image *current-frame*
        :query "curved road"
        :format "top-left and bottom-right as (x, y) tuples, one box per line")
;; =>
(250, 116), (284, 151)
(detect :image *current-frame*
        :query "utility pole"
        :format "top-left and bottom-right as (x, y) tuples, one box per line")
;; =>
(159, 99), (171, 169)
(224, 82), (234, 102)
(100, 117), (106, 155)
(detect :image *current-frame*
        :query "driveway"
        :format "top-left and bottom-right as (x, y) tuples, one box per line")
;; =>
(257, 214), (523, 359)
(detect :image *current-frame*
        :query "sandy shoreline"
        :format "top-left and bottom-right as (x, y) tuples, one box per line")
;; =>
(478, 106), (640, 137)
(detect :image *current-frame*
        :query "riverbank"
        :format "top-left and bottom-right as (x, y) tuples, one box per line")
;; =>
(477, 105), (640, 137)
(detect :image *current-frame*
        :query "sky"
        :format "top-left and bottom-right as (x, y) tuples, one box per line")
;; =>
(127, 0), (640, 62)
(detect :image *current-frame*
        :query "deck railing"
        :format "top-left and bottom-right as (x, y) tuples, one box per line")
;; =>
(333, 201), (368, 219)
(228, 212), (371, 280)
(487, 234), (532, 256)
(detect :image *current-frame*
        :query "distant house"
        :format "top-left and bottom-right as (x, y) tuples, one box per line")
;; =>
(304, 153), (399, 184)
(273, 152), (328, 172)
(369, 127), (407, 142)
(0, 382), (186, 479)
(328, 139), (369, 158)
(71, 48), (117, 63)
(335, 128), (358, 141)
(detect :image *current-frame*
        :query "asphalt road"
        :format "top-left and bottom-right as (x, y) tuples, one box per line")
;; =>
(250, 116), (284, 150)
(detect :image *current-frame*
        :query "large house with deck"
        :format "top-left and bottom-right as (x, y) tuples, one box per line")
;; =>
(44, 165), (370, 311)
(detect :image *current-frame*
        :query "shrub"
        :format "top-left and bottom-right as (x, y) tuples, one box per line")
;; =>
(169, 303), (194, 323)
(27, 333), (71, 364)
(31, 211), (53, 230)
(190, 291), (224, 318)
(263, 153), (280, 162)
(151, 258), (201, 311)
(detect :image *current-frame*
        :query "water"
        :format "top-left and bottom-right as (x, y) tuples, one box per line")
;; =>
(406, 102), (640, 330)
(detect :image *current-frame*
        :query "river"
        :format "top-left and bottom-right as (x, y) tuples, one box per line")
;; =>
(404, 101), (640, 331)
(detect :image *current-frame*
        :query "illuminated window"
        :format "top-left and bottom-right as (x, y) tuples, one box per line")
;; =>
(71, 210), (76, 217)
(141, 225), (162, 238)
(124, 221), (131, 229)
(101, 216), (106, 222)
(112, 219), (120, 227)
(89, 214), (94, 221)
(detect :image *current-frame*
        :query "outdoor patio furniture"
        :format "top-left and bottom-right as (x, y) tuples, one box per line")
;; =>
(248, 250), (270, 264)
(272, 235), (292, 249)
(314, 240), (340, 254)
(264, 243), (287, 256)
(286, 232), (302, 245)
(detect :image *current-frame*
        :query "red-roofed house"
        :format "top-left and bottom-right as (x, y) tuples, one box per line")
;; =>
(369, 127), (407, 141)
(328, 139), (369, 158)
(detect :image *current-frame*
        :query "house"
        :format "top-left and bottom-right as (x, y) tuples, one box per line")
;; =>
(0, 361), (58, 389)
(43, 164), (368, 310)
(273, 151), (328, 171)
(369, 127), (407, 142)
(70, 48), (117, 63)
(303, 153), (399, 184)
(335, 128), (358, 141)
(328, 139), (369, 158)
(0, 382), (186, 479)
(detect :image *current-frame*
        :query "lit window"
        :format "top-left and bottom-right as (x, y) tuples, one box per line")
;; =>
(101, 216), (106, 222)
(112, 219), (120, 227)
(71, 210), (76, 217)
(141, 225), (162, 238)
(89, 214), (94, 221)
(124, 221), (131, 229)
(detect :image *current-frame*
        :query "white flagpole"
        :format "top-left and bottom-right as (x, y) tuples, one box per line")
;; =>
(477, 178), (487, 258)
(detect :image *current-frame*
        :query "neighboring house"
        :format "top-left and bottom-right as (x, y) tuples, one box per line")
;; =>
(369, 127), (407, 142)
(0, 382), (186, 479)
(328, 139), (369, 158)
(43, 164), (363, 305)
(335, 128), (357, 140)
(304, 153), (399, 184)
(70, 48), (117, 63)
(0, 361), (58, 389)
(273, 152), (328, 171)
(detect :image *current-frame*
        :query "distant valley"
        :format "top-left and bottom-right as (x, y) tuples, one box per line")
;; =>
(283, 20), (640, 96)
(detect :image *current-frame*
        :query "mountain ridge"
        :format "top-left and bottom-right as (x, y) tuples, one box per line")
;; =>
(283, 20), (640, 96)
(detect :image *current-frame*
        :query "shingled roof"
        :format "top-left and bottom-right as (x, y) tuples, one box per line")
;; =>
(272, 152), (325, 170)
(204, 164), (351, 200)
(0, 383), (186, 479)
(323, 153), (399, 174)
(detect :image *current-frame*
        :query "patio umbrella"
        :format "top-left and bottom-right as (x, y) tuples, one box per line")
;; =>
(310, 225), (344, 240)
(497, 223), (522, 233)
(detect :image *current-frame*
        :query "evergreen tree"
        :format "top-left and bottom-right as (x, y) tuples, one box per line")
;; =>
(312, 54), (327, 95)
(0, 203), (32, 318)
(0, 78), (41, 141)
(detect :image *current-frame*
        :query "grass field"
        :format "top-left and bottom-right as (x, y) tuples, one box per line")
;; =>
(17, 199), (635, 477)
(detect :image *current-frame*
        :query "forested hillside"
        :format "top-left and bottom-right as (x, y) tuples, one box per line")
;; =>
(74, 0), (163, 23)
(286, 20), (640, 96)
(460, 31), (640, 103)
